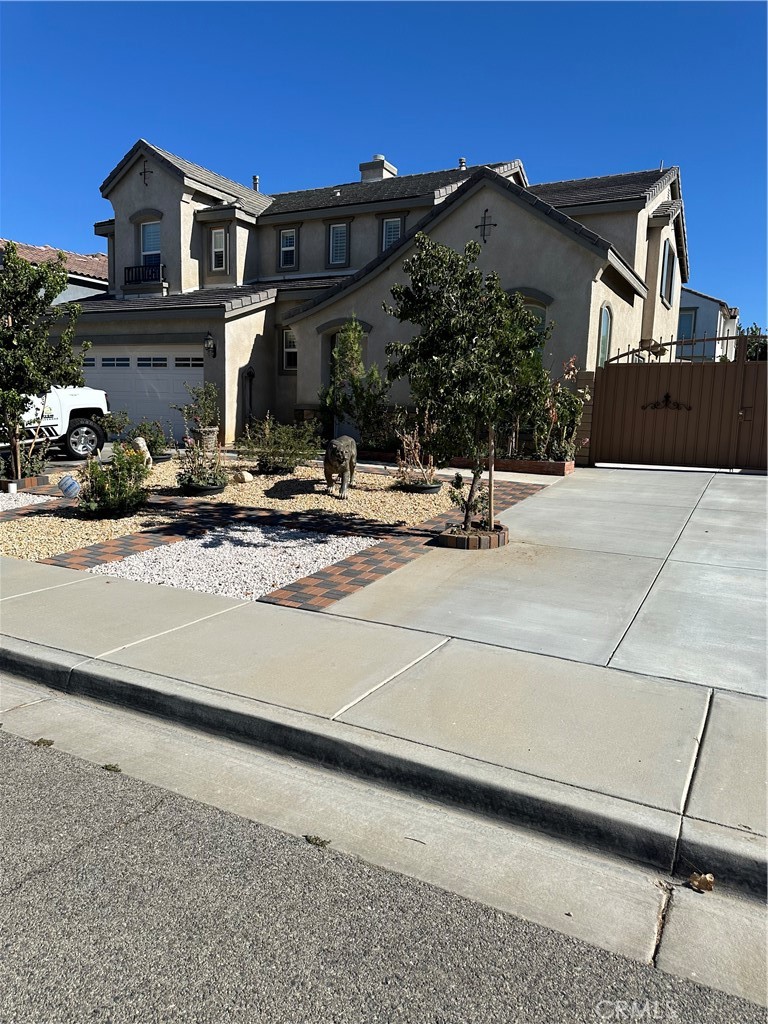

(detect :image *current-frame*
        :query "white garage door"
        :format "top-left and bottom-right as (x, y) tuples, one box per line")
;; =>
(83, 346), (205, 439)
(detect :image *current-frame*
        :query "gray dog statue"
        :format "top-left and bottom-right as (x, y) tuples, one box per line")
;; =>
(324, 435), (357, 499)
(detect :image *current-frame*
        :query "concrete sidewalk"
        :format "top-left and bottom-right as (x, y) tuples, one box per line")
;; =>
(2, 524), (765, 896)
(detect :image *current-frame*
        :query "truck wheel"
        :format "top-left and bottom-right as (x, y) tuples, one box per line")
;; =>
(64, 418), (106, 459)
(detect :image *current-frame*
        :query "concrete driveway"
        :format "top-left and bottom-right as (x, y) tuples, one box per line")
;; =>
(326, 469), (767, 697)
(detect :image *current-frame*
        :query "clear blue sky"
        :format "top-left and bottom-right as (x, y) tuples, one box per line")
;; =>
(1, 1), (765, 325)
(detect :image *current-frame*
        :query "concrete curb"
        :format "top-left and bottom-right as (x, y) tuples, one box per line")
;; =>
(1, 633), (765, 896)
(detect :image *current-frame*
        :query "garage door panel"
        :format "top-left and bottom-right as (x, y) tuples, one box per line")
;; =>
(83, 347), (204, 438)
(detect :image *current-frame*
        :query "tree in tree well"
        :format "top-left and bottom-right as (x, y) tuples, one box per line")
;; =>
(0, 241), (87, 479)
(385, 233), (546, 530)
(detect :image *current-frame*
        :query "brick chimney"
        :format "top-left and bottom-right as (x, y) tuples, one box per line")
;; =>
(359, 154), (397, 182)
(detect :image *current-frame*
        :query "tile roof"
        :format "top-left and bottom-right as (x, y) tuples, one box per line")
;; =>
(263, 162), (516, 216)
(527, 168), (675, 207)
(77, 285), (276, 315)
(649, 199), (683, 220)
(681, 285), (737, 311)
(285, 168), (647, 323)
(0, 240), (109, 281)
(100, 140), (273, 217)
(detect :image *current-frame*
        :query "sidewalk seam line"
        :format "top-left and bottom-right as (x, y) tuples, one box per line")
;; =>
(606, 473), (716, 666)
(0, 577), (92, 602)
(0, 696), (52, 715)
(671, 687), (715, 878)
(89, 602), (252, 660)
(330, 636), (451, 721)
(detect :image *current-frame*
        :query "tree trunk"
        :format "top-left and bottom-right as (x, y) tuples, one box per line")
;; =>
(10, 434), (21, 480)
(488, 426), (495, 531)
(463, 466), (483, 531)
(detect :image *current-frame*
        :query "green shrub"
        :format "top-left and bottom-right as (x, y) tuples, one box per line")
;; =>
(125, 419), (169, 457)
(78, 444), (151, 518)
(235, 414), (320, 474)
(100, 410), (131, 440)
(176, 440), (229, 488)
(172, 381), (220, 429)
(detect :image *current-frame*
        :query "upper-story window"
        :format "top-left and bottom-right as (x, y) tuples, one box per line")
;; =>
(381, 217), (402, 251)
(598, 304), (612, 367)
(660, 240), (676, 305)
(280, 228), (297, 269)
(210, 228), (227, 272)
(141, 222), (161, 267)
(328, 223), (349, 267)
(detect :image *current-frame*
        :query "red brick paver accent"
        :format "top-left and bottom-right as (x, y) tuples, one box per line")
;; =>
(18, 479), (543, 610)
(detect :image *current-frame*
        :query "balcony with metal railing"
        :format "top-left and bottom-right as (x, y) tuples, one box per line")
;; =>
(124, 264), (166, 286)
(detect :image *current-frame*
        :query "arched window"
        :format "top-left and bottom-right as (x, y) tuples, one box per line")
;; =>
(524, 301), (547, 331)
(598, 305), (612, 367)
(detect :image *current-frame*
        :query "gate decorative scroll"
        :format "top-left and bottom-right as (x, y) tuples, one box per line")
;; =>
(641, 393), (692, 411)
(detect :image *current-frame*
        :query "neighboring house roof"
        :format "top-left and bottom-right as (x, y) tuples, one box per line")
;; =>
(77, 285), (276, 315)
(263, 162), (521, 216)
(681, 286), (739, 317)
(99, 140), (273, 217)
(285, 167), (647, 324)
(527, 168), (675, 207)
(0, 239), (109, 281)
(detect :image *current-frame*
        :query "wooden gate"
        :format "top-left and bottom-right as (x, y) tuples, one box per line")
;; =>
(590, 337), (767, 470)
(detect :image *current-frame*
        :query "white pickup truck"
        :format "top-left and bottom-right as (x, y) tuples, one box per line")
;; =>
(20, 386), (110, 459)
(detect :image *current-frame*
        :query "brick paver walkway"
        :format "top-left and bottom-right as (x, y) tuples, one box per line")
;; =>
(4, 478), (542, 611)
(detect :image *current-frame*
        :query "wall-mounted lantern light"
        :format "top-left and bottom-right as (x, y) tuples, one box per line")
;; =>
(204, 331), (217, 358)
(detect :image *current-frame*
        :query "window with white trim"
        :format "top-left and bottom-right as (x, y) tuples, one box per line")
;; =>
(175, 356), (205, 368)
(660, 240), (676, 304)
(280, 228), (297, 269)
(137, 356), (168, 368)
(211, 228), (226, 271)
(101, 356), (130, 368)
(598, 305), (612, 367)
(381, 217), (402, 251)
(328, 223), (348, 266)
(282, 328), (297, 371)
(141, 222), (161, 267)
(82, 357), (95, 368)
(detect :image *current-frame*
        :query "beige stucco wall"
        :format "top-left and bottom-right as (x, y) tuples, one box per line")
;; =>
(575, 209), (644, 270)
(257, 208), (415, 278)
(642, 221), (682, 343)
(107, 153), (187, 295)
(205, 307), (269, 441)
(289, 181), (610, 407)
(587, 277), (642, 365)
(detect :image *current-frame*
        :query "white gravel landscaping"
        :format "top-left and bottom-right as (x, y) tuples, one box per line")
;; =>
(88, 522), (377, 600)
(0, 492), (55, 512)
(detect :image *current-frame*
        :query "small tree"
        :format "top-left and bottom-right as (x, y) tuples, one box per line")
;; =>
(318, 316), (391, 447)
(0, 242), (87, 478)
(385, 233), (545, 530)
(738, 321), (767, 361)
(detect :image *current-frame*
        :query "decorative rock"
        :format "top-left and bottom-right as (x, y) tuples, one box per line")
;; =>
(130, 436), (153, 469)
(58, 474), (81, 499)
(233, 469), (254, 483)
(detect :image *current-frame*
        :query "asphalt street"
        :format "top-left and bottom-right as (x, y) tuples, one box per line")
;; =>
(1, 731), (764, 1024)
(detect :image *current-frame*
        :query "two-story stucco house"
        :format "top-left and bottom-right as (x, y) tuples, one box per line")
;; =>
(71, 140), (689, 439)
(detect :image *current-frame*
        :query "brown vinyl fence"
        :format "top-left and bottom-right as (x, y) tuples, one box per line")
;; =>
(590, 337), (767, 471)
